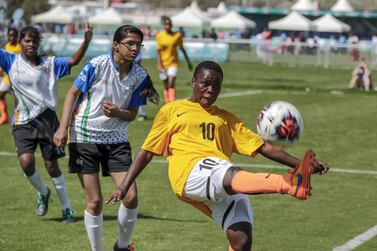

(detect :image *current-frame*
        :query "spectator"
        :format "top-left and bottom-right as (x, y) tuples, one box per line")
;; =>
(348, 58), (372, 91)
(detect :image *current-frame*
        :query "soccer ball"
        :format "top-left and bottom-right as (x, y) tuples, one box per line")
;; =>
(256, 101), (304, 144)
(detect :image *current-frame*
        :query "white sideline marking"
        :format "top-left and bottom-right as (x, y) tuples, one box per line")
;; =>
(332, 225), (377, 251)
(1, 151), (377, 175)
(219, 90), (263, 98)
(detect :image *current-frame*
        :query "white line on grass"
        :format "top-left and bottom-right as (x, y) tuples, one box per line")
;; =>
(332, 224), (377, 251)
(219, 90), (263, 98)
(1, 151), (376, 175)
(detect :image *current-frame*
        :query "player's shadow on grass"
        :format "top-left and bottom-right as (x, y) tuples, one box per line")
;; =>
(43, 213), (206, 223)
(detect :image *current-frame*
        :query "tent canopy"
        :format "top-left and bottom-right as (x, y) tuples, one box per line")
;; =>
(89, 7), (131, 25)
(331, 0), (354, 12)
(210, 10), (255, 29)
(312, 13), (350, 33)
(32, 5), (77, 24)
(268, 11), (315, 31)
(171, 6), (210, 28)
(291, 0), (318, 11)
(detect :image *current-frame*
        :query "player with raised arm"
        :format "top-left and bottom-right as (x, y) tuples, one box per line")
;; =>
(0, 23), (92, 222)
(54, 25), (159, 251)
(107, 61), (329, 251)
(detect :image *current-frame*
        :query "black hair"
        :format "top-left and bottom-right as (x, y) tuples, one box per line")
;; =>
(193, 61), (223, 80)
(8, 27), (18, 36)
(19, 26), (41, 42)
(113, 25), (144, 43)
(162, 16), (172, 24)
(140, 74), (160, 105)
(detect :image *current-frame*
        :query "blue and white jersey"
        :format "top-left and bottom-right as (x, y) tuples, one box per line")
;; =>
(0, 49), (70, 125)
(70, 52), (149, 144)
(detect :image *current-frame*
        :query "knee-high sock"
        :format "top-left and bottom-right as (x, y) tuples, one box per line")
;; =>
(52, 175), (72, 210)
(84, 210), (104, 251)
(230, 171), (292, 195)
(117, 203), (138, 248)
(163, 89), (169, 103)
(0, 99), (8, 118)
(25, 170), (49, 195)
(168, 88), (176, 102)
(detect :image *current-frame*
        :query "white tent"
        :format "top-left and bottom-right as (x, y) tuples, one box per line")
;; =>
(291, 0), (318, 11)
(331, 0), (354, 12)
(207, 1), (228, 17)
(171, 7), (210, 28)
(32, 5), (77, 24)
(210, 11), (255, 29)
(88, 7), (131, 25)
(312, 13), (350, 33)
(268, 11), (315, 31)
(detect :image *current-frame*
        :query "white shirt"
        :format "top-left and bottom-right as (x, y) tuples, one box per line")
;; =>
(70, 52), (149, 144)
(0, 49), (70, 125)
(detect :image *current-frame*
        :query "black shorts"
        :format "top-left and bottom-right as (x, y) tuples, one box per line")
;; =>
(68, 142), (132, 176)
(12, 109), (65, 161)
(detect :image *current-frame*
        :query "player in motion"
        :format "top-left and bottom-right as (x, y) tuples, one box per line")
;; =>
(54, 25), (159, 251)
(0, 23), (92, 222)
(107, 61), (329, 251)
(156, 16), (192, 103)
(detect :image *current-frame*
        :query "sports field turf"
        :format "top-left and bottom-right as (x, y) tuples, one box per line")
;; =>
(0, 59), (376, 250)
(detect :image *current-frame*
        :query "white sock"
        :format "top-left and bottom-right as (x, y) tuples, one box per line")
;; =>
(84, 210), (104, 251)
(25, 170), (48, 195)
(117, 203), (138, 248)
(138, 105), (147, 116)
(52, 175), (72, 210)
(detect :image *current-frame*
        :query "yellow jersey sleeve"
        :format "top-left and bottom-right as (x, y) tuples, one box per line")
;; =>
(141, 104), (171, 155)
(226, 112), (265, 157)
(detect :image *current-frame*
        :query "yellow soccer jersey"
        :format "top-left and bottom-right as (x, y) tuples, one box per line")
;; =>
(156, 31), (183, 68)
(142, 99), (265, 198)
(2, 42), (21, 86)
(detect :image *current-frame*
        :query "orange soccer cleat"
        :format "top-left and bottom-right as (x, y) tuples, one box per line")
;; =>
(289, 149), (315, 200)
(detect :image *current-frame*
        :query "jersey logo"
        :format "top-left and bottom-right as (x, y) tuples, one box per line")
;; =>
(177, 112), (187, 117)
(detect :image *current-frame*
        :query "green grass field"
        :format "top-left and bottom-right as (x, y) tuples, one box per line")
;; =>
(0, 59), (376, 251)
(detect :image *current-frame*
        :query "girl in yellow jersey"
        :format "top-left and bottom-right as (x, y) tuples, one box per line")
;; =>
(156, 16), (192, 103)
(108, 61), (330, 251)
(0, 28), (21, 124)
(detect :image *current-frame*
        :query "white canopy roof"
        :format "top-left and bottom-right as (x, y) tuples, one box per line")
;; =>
(291, 0), (318, 11)
(171, 6), (210, 28)
(331, 0), (354, 12)
(268, 11), (315, 31)
(88, 7), (131, 25)
(312, 13), (350, 33)
(210, 11), (255, 29)
(32, 5), (77, 24)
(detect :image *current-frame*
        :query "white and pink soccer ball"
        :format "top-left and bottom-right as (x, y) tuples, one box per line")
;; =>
(257, 101), (304, 145)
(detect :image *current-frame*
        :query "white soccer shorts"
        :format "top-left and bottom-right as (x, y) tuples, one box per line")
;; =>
(159, 66), (178, 80)
(0, 79), (10, 92)
(184, 157), (253, 231)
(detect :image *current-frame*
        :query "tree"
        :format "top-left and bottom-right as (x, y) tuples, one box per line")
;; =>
(6, 0), (50, 23)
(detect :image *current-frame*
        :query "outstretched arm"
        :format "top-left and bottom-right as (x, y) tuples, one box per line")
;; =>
(107, 149), (155, 204)
(68, 22), (93, 66)
(258, 143), (329, 174)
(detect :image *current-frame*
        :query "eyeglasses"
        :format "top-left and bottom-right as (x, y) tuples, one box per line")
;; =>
(119, 41), (144, 50)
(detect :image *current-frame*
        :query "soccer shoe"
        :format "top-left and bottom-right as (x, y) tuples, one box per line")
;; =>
(36, 187), (51, 216)
(113, 241), (134, 251)
(137, 115), (147, 121)
(62, 208), (76, 223)
(289, 149), (314, 200)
